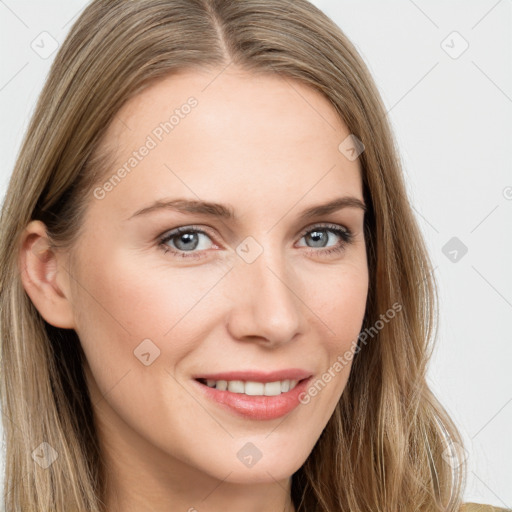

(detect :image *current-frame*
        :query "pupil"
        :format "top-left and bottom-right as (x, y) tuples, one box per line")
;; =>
(175, 232), (198, 251)
(308, 230), (326, 248)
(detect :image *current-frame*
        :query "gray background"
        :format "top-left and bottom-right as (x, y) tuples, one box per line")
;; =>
(0, 0), (511, 507)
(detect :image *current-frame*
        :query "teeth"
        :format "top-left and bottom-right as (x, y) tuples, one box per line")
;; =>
(203, 378), (300, 396)
(228, 380), (244, 393)
(245, 381), (264, 395)
(215, 380), (227, 391)
(264, 381), (281, 396)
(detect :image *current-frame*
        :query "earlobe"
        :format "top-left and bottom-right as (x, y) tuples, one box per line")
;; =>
(19, 220), (76, 329)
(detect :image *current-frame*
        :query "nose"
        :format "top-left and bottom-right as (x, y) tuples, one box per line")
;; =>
(225, 246), (303, 348)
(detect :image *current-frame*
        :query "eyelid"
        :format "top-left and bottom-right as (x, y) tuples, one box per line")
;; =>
(297, 222), (350, 237)
(160, 224), (217, 240)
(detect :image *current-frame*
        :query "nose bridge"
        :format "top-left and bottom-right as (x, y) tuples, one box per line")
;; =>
(226, 238), (302, 345)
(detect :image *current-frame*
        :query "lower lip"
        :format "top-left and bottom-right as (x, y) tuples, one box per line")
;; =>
(193, 377), (312, 420)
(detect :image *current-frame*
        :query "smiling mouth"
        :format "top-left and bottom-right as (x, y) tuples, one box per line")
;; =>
(193, 375), (313, 420)
(195, 377), (308, 396)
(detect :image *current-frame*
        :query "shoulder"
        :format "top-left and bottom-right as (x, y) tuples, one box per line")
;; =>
(460, 503), (511, 512)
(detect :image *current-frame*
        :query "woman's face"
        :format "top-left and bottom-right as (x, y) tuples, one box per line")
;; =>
(63, 67), (368, 499)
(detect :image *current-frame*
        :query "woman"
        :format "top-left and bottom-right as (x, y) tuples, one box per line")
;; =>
(0, 0), (505, 510)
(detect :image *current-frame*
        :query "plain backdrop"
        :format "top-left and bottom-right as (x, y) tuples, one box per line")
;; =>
(1, 0), (511, 508)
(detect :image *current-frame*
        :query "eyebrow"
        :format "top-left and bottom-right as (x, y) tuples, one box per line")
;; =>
(127, 196), (367, 222)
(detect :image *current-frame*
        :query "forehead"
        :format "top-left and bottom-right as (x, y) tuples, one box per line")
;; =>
(113, 67), (346, 136)
(92, 67), (363, 220)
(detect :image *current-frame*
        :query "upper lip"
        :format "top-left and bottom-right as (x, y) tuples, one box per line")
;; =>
(193, 369), (313, 383)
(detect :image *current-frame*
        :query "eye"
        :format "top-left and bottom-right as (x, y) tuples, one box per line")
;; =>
(158, 226), (217, 259)
(158, 223), (354, 259)
(296, 223), (354, 256)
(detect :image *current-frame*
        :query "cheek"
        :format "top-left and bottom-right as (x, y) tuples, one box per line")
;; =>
(306, 262), (369, 341)
(69, 248), (230, 370)
(68, 251), (233, 452)
(300, 264), (368, 403)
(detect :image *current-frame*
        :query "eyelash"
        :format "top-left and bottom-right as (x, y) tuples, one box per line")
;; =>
(158, 223), (354, 260)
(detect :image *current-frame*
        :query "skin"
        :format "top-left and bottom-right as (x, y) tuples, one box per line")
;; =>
(20, 66), (369, 512)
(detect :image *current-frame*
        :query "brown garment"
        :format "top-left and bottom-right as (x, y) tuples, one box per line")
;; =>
(460, 503), (511, 512)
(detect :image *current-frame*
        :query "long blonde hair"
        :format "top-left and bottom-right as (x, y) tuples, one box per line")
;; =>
(0, 0), (467, 510)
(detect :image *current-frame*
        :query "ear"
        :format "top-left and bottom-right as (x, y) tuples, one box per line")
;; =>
(19, 220), (76, 329)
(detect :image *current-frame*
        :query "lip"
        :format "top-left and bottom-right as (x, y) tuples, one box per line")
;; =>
(192, 373), (313, 421)
(191, 368), (312, 383)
